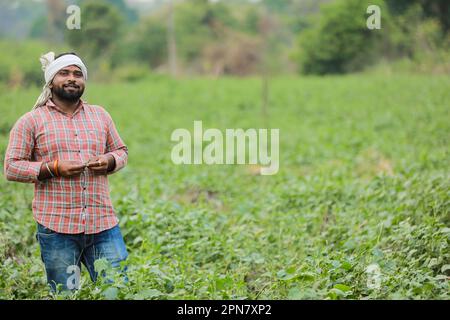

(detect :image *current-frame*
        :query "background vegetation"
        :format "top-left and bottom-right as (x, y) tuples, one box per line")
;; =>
(0, 0), (448, 299)
(0, 0), (448, 82)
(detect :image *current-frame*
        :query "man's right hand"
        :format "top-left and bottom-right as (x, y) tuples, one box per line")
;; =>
(57, 160), (86, 177)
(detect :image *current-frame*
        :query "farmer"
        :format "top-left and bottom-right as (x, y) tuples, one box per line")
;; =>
(4, 52), (129, 292)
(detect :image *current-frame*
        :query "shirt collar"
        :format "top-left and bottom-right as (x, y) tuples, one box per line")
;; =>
(46, 98), (85, 117)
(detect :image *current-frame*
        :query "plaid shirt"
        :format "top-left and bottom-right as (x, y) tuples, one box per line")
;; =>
(4, 99), (128, 234)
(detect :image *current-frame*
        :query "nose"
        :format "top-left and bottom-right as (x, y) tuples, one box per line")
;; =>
(67, 72), (76, 81)
(66, 78), (78, 87)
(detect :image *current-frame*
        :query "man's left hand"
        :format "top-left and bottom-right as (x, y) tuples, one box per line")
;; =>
(86, 154), (114, 175)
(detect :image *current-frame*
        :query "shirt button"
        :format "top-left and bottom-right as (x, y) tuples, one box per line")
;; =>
(78, 150), (81, 153)
(84, 205), (87, 209)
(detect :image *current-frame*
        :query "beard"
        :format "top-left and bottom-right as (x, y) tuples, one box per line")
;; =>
(52, 84), (84, 102)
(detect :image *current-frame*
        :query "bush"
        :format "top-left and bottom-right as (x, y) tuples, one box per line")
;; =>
(297, 0), (385, 75)
(65, 0), (123, 61)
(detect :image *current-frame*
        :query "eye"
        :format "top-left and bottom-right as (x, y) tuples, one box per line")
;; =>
(58, 70), (69, 76)
(74, 72), (83, 78)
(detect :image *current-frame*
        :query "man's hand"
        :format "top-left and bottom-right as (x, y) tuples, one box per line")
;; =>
(58, 160), (86, 177)
(86, 154), (114, 176)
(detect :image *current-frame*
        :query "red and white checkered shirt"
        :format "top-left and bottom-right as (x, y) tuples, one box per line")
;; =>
(4, 99), (128, 234)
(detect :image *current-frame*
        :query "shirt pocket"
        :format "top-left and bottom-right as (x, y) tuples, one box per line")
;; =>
(86, 127), (107, 156)
(35, 121), (71, 158)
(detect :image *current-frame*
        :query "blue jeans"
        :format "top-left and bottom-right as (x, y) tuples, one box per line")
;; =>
(36, 223), (128, 292)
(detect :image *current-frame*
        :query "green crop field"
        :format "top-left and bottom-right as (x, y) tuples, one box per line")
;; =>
(0, 74), (449, 299)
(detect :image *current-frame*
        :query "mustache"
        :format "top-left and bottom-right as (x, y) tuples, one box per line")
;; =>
(63, 83), (80, 89)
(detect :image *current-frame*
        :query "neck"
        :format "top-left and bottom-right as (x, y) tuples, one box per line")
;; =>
(51, 95), (80, 114)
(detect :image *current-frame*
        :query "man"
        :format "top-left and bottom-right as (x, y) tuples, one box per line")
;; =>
(4, 52), (129, 292)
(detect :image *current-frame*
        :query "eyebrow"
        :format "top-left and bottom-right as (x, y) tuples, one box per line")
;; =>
(59, 69), (83, 73)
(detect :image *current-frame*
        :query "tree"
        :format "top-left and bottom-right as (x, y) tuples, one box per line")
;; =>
(385, 0), (449, 32)
(297, 0), (384, 74)
(65, 0), (123, 60)
(167, 0), (178, 76)
(47, 0), (65, 42)
(108, 0), (138, 23)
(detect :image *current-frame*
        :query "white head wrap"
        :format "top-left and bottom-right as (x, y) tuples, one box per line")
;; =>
(32, 52), (88, 110)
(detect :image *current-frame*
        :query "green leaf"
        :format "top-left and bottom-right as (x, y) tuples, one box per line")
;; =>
(341, 261), (352, 271)
(298, 272), (315, 280)
(135, 289), (164, 299)
(276, 269), (287, 279)
(327, 288), (344, 300)
(94, 258), (110, 274)
(133, 236), (143, 245)
(372, 248), (384, 259)
(428, 258), (438, 268)
(287, 287), (303, 299)
(334, 284), (351, 292)
(102, 287), (118, 300)
(330, 260), (341, 268)
(441, 265), (450, 273)
(276, 269), (297, 281)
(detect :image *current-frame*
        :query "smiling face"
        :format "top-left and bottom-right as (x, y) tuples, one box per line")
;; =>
(50, 65), (86, 102)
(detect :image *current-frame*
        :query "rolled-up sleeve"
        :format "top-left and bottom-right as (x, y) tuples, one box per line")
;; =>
(4, 113), (42, 183)
(104, 111), (128, 175)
